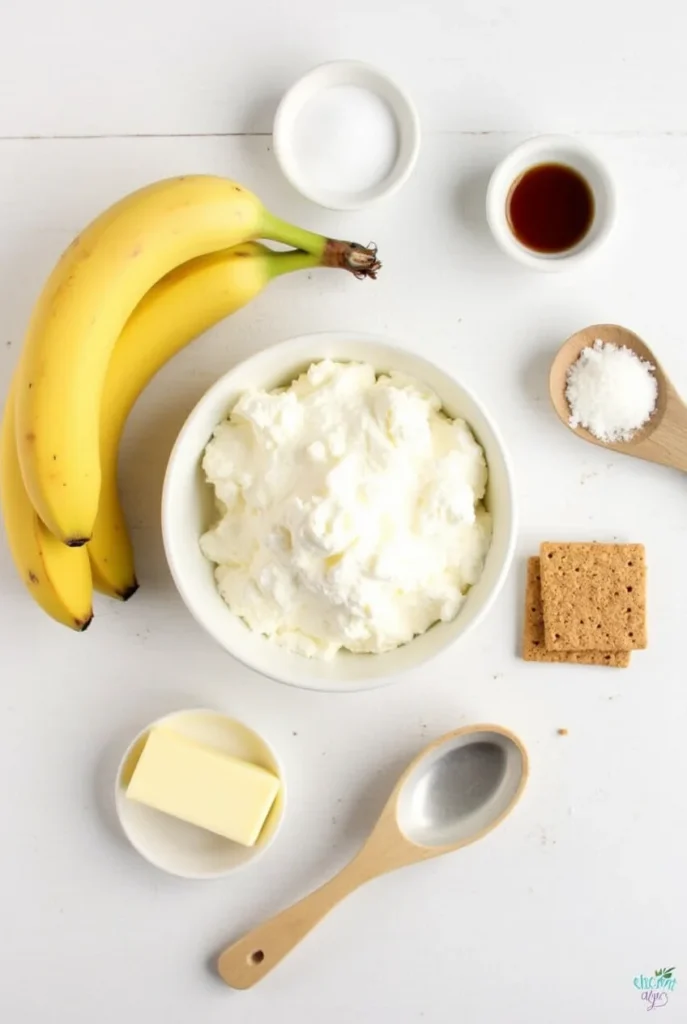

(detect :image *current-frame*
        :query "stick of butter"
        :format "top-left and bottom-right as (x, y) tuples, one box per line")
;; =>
(126, 728), (280, 846)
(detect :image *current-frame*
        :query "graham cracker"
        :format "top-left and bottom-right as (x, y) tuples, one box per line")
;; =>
(523, 558), (630, 667)
(540, 543), (646, 652)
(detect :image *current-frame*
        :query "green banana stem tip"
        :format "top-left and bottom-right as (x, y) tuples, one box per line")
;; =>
(261, 212), (381, 278)
(265, 249), (321, 279)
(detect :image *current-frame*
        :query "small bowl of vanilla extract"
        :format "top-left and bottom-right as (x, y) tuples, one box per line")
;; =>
(486, 135), (615, 271)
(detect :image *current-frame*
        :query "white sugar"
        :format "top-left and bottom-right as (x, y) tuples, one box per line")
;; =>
(291, 86), (398, 195)
(565, 339), (658, 443)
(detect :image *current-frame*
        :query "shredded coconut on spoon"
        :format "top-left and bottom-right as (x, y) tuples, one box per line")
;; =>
(565, 339), (658, 443)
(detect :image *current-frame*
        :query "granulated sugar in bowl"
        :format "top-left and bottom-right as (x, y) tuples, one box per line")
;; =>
(565, 339), (658, 442)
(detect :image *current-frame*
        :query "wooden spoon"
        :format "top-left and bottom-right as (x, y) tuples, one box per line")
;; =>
(550, 323), (687, 471)
(217, 724), (528, 989)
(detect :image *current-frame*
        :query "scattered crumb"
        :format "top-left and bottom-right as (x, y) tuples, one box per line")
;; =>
(492, 672), (503, 680)
(557, 728), (569, 736)
(527, 826), (553, 847)
(292, 731), (298, 737)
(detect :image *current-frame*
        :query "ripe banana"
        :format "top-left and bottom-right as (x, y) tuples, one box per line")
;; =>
(15, 175), (380, 546)
(1, 384), (93, 631)
(89, 242), (320, 600)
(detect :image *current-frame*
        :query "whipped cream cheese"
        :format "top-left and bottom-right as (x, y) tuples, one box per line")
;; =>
(200, 360), (491, 660)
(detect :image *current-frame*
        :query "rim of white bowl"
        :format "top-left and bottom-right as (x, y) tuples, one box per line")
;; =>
(273, 60), (421, 210)
(486, 134), (616, 271)
(161, 333), (517, 692)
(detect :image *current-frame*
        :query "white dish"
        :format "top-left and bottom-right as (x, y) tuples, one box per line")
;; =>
(114, 709), (286, 879)
(486, 135), (615, 271)
(161, 334), (516, 691)
(273, 61), (420, 210)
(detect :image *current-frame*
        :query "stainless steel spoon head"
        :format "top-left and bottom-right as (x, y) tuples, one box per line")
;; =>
(395, 726), (527, 849)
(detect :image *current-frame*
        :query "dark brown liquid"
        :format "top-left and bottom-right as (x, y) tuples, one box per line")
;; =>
(507, 163), (594, 253)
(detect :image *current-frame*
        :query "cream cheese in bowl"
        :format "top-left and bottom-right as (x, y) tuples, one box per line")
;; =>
(200, 360), (492, 660)
(161, 334), (516, 691)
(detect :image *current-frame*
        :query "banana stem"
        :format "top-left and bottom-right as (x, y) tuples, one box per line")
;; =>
(261, 212), (381, 279)
(261, 213), (327, 257)
(265, 249), (321, 279)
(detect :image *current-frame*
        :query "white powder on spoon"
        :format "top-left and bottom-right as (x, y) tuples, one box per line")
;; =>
(565, 339), (658, 442)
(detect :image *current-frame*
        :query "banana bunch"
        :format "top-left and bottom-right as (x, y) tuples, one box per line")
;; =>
(1, 175), (380, 630)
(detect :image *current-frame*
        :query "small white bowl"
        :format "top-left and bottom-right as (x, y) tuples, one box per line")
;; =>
(486, 135), (616, 271)
(115, 709), (286, 879)
(161, 334), (516, 692)
(273, 60), (420, 210)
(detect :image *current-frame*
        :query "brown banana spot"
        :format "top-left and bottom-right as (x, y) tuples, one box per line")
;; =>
(28, 571), (39, 584)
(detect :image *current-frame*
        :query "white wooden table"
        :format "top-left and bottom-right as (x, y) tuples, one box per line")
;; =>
(2, 2), (686, 1021)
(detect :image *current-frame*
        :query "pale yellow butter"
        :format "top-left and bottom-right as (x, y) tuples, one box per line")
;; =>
(126, 728), (280, 846)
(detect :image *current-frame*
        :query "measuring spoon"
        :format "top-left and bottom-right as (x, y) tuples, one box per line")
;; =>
(550, 323), (687, 471)
(217, 723), (528, 989)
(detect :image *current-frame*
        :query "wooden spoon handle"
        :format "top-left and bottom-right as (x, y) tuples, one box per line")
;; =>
(217, 858), (369, 989)
(628, 385), (687, 472)
(658, 391), (687, 472)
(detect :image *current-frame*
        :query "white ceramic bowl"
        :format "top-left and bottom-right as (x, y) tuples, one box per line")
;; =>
(162, 334), (516, 691)
(273, 60), (420, 210)
(115, 709), (286, 879)
(486, 135), (615, 271)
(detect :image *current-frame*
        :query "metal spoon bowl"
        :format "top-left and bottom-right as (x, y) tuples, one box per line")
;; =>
(217, 724), (528, 989)
(396, 728), (525, 849)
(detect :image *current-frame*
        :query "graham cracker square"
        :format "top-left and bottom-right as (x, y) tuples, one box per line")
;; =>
(540, 543), (646, 652)
(523, 558), (630, 667)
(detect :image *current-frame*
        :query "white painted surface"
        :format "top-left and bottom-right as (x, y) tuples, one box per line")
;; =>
(1, 2), (686, 1021)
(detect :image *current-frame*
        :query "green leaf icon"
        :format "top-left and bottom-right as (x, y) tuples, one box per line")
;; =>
(656, 969), (662, 977)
